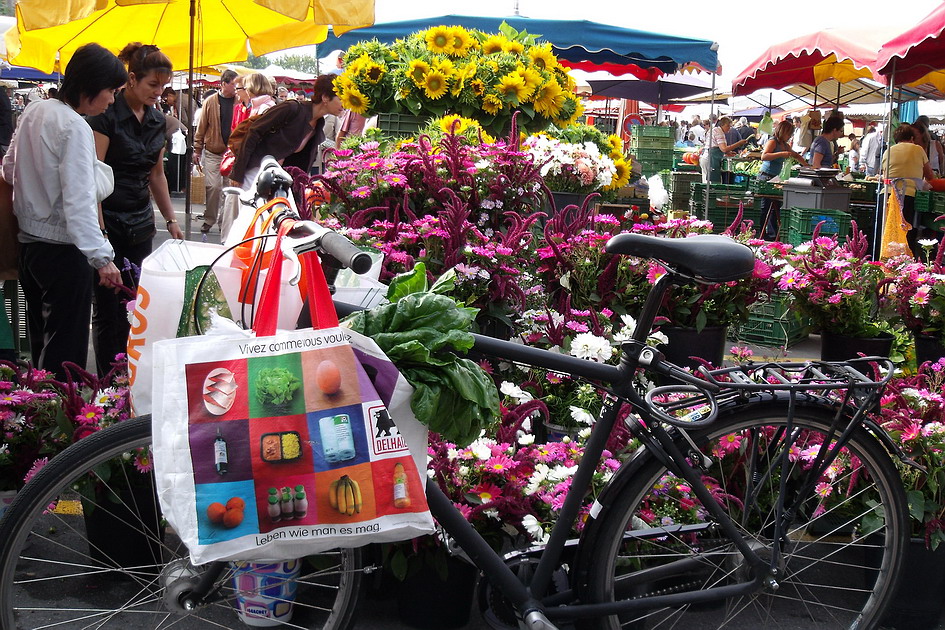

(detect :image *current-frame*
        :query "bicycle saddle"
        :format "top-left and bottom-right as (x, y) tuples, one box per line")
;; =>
(605, 233), (755, 282)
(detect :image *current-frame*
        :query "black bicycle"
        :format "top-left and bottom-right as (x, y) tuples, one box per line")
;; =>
(0, 161), (908, 629)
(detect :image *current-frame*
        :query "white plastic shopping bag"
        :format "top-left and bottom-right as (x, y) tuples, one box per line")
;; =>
(151, 325), (434, 564)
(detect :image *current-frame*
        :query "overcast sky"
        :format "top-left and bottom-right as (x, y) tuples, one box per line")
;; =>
(293, 0), (943, 84)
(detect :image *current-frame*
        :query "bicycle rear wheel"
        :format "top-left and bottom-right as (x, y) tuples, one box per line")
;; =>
(0, 416), (363, 629)
(575, 402), (907, 629)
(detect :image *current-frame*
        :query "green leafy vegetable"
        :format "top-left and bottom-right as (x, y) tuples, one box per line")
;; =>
(347, 292), (500, 446)
(254, 367), (301, 406)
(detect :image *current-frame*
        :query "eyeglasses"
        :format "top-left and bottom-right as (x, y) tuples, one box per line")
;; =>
(236, 87), (246, 91)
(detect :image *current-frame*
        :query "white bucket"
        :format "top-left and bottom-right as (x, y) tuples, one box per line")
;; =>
(230, 558), (301, 627)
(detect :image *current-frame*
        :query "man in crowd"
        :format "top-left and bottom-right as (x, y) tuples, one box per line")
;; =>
(193, 69), (237, 235)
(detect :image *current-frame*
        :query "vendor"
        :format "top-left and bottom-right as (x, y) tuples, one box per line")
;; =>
(809, 117), (845, 169)
(757, 120), (809, 240)
(707, 116), (751, 183)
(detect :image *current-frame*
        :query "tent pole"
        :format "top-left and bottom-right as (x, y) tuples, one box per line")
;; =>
(875, 61), (896, 260)
(183, 0), (196, 239)
(703, 72), (717, 213)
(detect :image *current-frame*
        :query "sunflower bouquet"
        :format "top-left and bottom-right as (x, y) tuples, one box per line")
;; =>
(333, 21), (584, 136)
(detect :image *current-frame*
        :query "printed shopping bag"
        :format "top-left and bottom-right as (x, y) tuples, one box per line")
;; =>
(129, 238), (305, 415)
(151, 230), (433, 563)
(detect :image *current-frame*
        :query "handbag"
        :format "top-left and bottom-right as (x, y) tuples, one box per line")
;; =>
(0, 178), (17, 281)
(151, 226), (433, 563)
(220, 148), (236, 177)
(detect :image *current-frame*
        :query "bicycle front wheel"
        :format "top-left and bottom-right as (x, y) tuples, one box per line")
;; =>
(0, 416), (363, 629)
(575, 402), (907, 629)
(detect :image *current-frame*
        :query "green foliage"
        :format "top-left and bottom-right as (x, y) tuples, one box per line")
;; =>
(346, 292), (500, 446)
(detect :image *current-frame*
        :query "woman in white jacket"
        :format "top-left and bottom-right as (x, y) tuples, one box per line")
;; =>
(2, 43), (127, 379)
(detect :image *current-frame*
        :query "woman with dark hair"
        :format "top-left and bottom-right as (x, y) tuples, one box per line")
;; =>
(225, 73), (343, 240)
(756, 120), (809, 240)
(86, 42), (182, 376)
(1, 43), (126, 379)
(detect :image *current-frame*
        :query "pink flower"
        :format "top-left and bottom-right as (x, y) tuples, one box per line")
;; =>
(134, 451), (153, 473)
(814, 482), (832, 498)
(470, 482), (502, 503)
(76, 404), (104, 425)
(716, 433), (742, 455)
(23, 457), (48, 484)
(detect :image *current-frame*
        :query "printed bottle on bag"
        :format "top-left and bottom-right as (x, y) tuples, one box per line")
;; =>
(319, 414), (356, 463)
(393, 462), (410, 508)
(280, 487), (294, 519)
(214, 429), (228, 475)
(267, 493), (282, 523)
(294, 485), (308, 518)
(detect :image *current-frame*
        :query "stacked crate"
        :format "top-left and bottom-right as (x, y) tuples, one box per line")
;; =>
(784, 207), (852, 245)
(690, 183), (756, 232)
(733, 292), (810, 349)
(668, 171), (702, 213)
(629, 126), (674, 176)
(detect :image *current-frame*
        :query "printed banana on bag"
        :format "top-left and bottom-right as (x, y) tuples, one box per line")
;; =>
(329, 475), (362, 516)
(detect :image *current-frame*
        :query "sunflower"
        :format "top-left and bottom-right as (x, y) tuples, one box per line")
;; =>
(363, 61), (385, 84)
(495, 73), (529, 104)
(470, 79), (486, 96)
(439, 114), (468, 134)
(425, 26), (453, 54)
(606, 159), (631, 190)
(408, 59), (431, 85)
(482, 93), (503, 115)
(606, 134), (624, 158)
(502, 40), (525, 55)
(481, 35), (506, 55)
(448, 26), (475, 57)
(532, 79), (564, 118)
(516, 66), (543, 98)
(450, 64), (475, 96)
(433, 58), (455, 75)
(423, 70), (449, 99)
(340, 86), (370, 115)
(528, 43), (558, 71)
(333, 73), (353, 92)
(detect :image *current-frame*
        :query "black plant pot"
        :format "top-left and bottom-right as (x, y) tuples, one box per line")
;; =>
(396, 556), (478, 629)
(915, 333), (945, 367)
(820, 331), (893, 362)
(657, 326), (728, 373)
(880, 537), (945, 629)
(83, 474), (165, 571)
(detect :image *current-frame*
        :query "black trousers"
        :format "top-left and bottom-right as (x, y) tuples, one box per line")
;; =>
(92, 235), (152, 377)
(18, 241), (94, 381)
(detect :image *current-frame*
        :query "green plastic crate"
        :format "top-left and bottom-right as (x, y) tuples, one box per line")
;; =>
(847, 181), (879, 203)
(932, 192), (945, 212)
(785, 207), (852, 245)
(376, 112), (428, 137)
(749, 179), (783, 196)
(691, 182), (750, 195)
(733, 312), (811, 348)
(629, 136), (674, 149)
(915, 190), (931, 212)
(632, 125), (674, 138)
(706, 203), (761, 233)
(632, 147), (674, 162)
(750, 292), (795, 318)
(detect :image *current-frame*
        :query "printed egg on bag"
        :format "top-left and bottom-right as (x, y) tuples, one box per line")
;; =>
(315, 360), (341, 395)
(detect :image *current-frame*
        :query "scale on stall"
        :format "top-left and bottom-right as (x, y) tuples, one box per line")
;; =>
(783, 168), (852, 213)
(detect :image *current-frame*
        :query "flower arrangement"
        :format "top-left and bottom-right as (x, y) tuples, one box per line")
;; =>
(872, 357), (945, 548)
(0, 356), (148, 494)
(522, 128), (619, 196)
(778, 223), (897, 339)
(884, 241), (945, 344)
(334, 22), (584, 135)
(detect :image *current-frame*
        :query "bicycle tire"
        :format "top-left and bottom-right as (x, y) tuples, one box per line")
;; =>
(0, 415), (364, 629)
(573, 401), (907, 630)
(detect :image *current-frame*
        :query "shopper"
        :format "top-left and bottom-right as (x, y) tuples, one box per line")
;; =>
(87, 42), (182, 377)
(2, 43), (125, 380)
(882, 122), (933, 258)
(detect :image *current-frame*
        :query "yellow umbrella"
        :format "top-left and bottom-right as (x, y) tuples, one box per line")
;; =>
(4, 0), (374, 74)
(14, 0), (108, 30)
(253, 0), (373, 34)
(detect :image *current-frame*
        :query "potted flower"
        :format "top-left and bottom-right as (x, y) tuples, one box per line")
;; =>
(334, 23), (584, 136)
(883, 240), (945, 366)
(0, 356), (157, 568)
(871, 357), (945, 627)
(521, 123), (629, 211)
(777, 223), (907, 362)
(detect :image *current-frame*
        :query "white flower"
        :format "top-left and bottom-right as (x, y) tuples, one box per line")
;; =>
(569, 332), (615, 362)
(526, 463), (550, 494)
(548, 464), (579, 482)
(578, 427), (592, 440)
(522, 514), (549, 543)
(458, 465), (470, 477)
(446, 448), (459, 460)
(472, 441), (493, 461)
(570, 406), (595, 426)
(518, 433), (536, 446)
(648, 331), (669, 346)
(500, 381), (534, 403)
(484, 508), (500, 520)
(919, 239), (938, 247)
